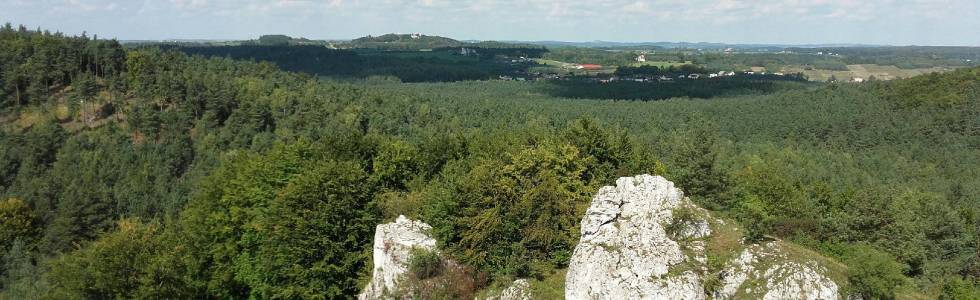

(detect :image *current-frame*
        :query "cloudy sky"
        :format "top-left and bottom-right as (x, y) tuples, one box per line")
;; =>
(2, 0), (978, 45)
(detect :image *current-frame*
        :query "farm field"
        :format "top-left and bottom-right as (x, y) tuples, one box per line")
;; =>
(630, 60), (692, 68)
(533, 58), (693, 75)
(531, 58), (617, 75)
(782, 64), (955, 81)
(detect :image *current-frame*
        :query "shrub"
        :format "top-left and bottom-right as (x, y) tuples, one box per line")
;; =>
(400, 257), (487, 300)
(665, 205), (699, 240)
(844, 244), (908, 300)
(940, 277), (980, 300)
(408, 248), (444, 280)
(0, 198), (38, 251)
(734, 195), (772, 243)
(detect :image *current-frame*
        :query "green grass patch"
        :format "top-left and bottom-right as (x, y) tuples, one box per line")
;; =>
(529, 269), (566, 299)
(629, 60), (692, 68)
(703, 218), (744, 295)
(534, 58), (572, 67)
(776, 242), (848, 284)
(781, 63), (957, 82)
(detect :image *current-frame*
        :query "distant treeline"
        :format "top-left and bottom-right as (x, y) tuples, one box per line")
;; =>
(543, 75), (808, 100)
(349, 33), (463, 50)
(543, 47), (640, 65)
(160, 45), (526, 82)
(241, 34), (327, 46)
(614, 64), (709, 77)
(792, 46), (980, 69)
(436, 45), (548, 60)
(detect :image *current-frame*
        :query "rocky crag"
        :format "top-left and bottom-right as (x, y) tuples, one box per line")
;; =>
(358, 215), (437, 300)
(565, 174), (845, 300)
(359, 215), (533, 300)
(360, 175), (847, 299)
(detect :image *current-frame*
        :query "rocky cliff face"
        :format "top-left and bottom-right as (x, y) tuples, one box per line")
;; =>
(358, 215), (437, 300)
(565, 174), (843, 300)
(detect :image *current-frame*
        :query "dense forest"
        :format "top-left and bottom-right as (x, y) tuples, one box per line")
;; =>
(789, 46), (980, 69)
(160, 44), (544, 83)
(539, 76), (808, 101)
(348, 34), (464, 50)
(542, 47), (642, 66)
(1, 25), (979, 299)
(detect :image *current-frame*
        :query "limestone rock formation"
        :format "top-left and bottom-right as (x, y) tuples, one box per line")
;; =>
(565, 174), (844, 300)
(715, 242), (840, 300)
(358, 215), (437, 300)
(565, 175), (706, 299)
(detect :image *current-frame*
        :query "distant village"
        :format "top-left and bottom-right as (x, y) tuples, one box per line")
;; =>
(491, 53), (804, 83)
(453, 44), (904, 84)
(497, 69), (804, 83)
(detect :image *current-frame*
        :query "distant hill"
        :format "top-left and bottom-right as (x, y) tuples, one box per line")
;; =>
(520, 40), (881, 51)
(348, 33), (462, 50)
(247, 34), (326, 46)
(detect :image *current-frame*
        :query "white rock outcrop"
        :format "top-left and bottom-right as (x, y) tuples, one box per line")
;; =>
(565, 174), (843, 300)
(359, 215), (437, 300)
(486, 279), (532, 300)
(714, 242), (840, 300)
(566, 175), (706, 300)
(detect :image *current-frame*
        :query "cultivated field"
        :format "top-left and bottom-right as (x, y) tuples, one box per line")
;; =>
(531, 58), (617, 75)
(630, 60), (692, 68)
(782, 64), (954, 81)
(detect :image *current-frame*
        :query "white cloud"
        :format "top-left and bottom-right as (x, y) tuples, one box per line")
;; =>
(169, 0), (208, 10)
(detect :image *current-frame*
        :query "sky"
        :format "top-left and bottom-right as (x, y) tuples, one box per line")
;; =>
(2, 0), (979, 46)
